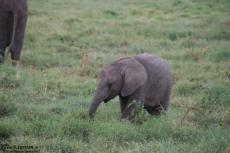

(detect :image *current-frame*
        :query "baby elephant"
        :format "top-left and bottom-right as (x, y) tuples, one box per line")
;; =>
(89, 53), (172, 120)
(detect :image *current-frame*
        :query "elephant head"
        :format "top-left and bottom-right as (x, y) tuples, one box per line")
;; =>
(89, 58), (147, 118)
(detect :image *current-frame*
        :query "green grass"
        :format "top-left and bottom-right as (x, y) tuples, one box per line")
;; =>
(0, 0), (230, 152)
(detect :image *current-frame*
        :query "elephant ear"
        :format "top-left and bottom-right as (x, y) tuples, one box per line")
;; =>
(121, 58), (147, 97)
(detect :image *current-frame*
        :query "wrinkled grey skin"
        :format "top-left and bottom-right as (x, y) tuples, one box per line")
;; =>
(0, 0), (28, 64)
(89, 53), (172, 120)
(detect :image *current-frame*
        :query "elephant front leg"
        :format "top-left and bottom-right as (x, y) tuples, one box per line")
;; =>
(120, 97), (128, 114)
(121, 103), (136, 121)
(120, 96), (133, 117)
(119, 96), (132, 120)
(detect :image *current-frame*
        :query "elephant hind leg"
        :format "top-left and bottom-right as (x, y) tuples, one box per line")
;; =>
(160, 83), (171, 112)
(144, 104), (161, 115)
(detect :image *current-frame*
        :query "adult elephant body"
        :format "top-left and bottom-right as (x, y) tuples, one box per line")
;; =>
(0, 0), (28, 64)
(89, 53), (172, 120)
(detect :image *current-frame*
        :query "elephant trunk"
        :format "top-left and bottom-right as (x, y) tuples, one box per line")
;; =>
(89, 89), (107, 119)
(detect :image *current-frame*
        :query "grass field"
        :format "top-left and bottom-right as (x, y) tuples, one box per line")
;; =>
(0, 0), (230, 152)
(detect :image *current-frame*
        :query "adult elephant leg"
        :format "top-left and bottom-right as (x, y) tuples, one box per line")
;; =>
(0, 11), (9, 63)
(7, 12), (14, 47)
(9, 10), (28, 65)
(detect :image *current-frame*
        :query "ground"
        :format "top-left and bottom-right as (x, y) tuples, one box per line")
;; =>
(0, 0), (230, 152)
